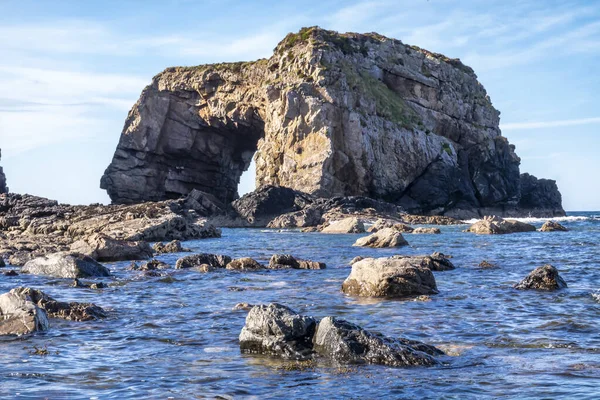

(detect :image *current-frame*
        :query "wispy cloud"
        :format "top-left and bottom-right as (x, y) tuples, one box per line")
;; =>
(501, 117), (600, 131)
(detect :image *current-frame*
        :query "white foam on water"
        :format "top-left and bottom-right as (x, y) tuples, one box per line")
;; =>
(462, 216), (590, 224)
(592, 292), (600, 303)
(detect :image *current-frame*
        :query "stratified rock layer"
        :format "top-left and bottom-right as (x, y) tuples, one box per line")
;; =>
(101, 27), (564, 218)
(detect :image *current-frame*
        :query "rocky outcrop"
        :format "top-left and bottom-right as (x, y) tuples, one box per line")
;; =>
(466, 216), (536, 235)
(226, 257), (264, 271)
(175, 253), (232, 269)
(70, 233), (153, 262)
(321, 217), (365, 233)
(0, 149), (7, 194)
(518, 173), (564, 217)
(514, 265), (567, 291)
(342, 257), (439, 297)
(391, 252), (455, 271)
(268, 254), (326, 270)
(22, 252), (111, 279)
(353, 228), (408, 248)
(101, 27), (563, 218)
(540, 221), (568, 232)
(0, 291), (49, 335)
(153, 240), (189, 254)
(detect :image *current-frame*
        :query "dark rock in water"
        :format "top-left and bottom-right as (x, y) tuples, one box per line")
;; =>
(133, 259), (170, 271)
(226, 257), (264, 271)
(0, 257), (5, 267)
(313, 316), (440, 367)
(391, 252), (455, 271)
(10, 287), (106, 321)
(239, 303), (316, 360)
(0, 291), (49, 335)
(353, 228), (409, 248)
(466, 216), (536, 235)
(540, 221), (569, 232)
(268, 254), (326, 270)
(71, 279), (107, 289)
(478, 260), (497, 269)
(22, 252), (110, 279)
(153, 240), (189, 254)
(175, 253), (232, 269)
(518, 173), (565, 217)
(0, 149), (8, 194)
(342, 257), (438, 297)
(4, 270), (18, 276)
(514, 265), (567, 291)
(70, 233), (153, 262)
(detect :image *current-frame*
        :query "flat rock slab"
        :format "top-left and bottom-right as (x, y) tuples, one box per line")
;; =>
(22, 252), (110, 279)
(321, 217), (366, 234)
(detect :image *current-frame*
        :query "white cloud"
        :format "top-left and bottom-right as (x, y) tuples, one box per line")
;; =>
(501, 117), (600, 131)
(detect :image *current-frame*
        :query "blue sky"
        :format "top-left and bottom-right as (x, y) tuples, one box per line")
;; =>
(1, 0), (599, 210)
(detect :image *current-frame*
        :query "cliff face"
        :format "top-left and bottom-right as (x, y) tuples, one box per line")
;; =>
(101, 27), (564, 218)
(0, 149), (7, 194)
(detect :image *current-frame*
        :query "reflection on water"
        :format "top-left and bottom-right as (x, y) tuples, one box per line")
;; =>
(1, 212), (600, 399)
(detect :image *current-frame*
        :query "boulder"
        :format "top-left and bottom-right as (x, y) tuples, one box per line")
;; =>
(353, 228), (409, 248)
(0, 291), (49, 335)
(540, 221), (569, 232)
(239, 303), (316, 360)
(9, 287), (106, 321)
(153, 240), (189, 254)
(514, 265), (567, 291)
(70, 233), (153, 262)
(368, 219), (413, 233)
(226, 257), (264, 271)
(466, 216), (536, 235)
(175, 253), (232, 269)
(313, 317), (440, 367)
(342, 257), (438, 297)
(22, 252), (110, 278)
(391, 252), (455, 271)
(478, 260), (497, 268)
(130, 259), (170, 271)
(266, 206), (323, 228)
(349, 256), (364, 265)
(321, 217), (365, 234)
(268, 254), (326, 270)
(412, 227), (441, 234)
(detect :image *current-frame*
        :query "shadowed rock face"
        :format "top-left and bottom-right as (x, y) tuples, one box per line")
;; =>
(101, 27), (564, 218)
(0, 149), (7, 194)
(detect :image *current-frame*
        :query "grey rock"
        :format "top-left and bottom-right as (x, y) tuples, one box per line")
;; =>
(22, 252), (110, 278)
(0, 291), (49, 335)
(239, 303), (316, 360)
(466, 215), (536, 235)
(0, 149), (7, 194)
(321, 217), (365, 234)
(9, 287), (106, 321)
(540, 221), (568, 232)
(175, 253), (232, 269)
(368, 219), (414, 233)
(412, 227), (441, 234)
(268, 254), (326, 270)
(514, 265), (567, 291)
(353, 228), (409, 248)
(391, 252), (455, 271)
(153, 240), (189, 254)
(226, 257), (264, 271)
(70, 233), (153, 262)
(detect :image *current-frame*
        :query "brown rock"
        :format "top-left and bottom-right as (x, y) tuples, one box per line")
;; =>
(353, 228), (409, 248)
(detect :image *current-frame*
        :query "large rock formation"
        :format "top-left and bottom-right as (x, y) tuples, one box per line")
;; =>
(101, 27), (564, 218)
(0, 149), (7, 194)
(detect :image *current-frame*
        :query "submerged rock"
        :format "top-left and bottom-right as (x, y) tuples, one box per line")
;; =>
(239, 303), (316, 360)
(342, 257), (438, 297)
(0, 291), (49, 335)
(514, 265), (567, 291)
(268, 254), (326, 270)
(353, 228), (409, 248)
(321, 217), (366, 234)
(226, 257), (264, 271)
(175, 253), (232, 269)
(313, 317), (440, 367)
(153, 240), (189, 254)
(466, 216), (536, 235)
(22, 252), (110, 279)
(10, 287), (107, 321)
(540, 221), (569, 232)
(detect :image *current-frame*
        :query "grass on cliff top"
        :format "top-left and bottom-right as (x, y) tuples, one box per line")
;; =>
(171, 58), (268, 74)
(277, 26), (371, 56)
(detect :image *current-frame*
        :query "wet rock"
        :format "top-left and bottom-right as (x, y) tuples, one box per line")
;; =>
(175, 253), (232, 269)
(239, 303), (316, 360)
(153, 240), (189, 254)
(402, 215), (463, 225)
(466, 216), (536, 235)
(321, 217), (365, 234)
(518, 173), (565, 217)
(71, 279), (107, 289)
(0, 291), (49, 335)
(4, 270), (18, 276)
(10, 287), (106, 321)
(267, 206), (323, 229)
(368, 219), (414, 233)
(181, 189), (226, 217)
(412, 227), (441, 234)
(22, 252), (110, 279)
(313, 316), (440, 367)
(0, 257), (5, 267)
(540, 221), (569, 232)
(514, 265), (567, 291)
(391, 252), (455, 271)
(349, 256), (364, 266)
(131, 259), (170, 271)
(233, 302), (254, 311)
(226, 257), (264, 271)
(342, 257), (438, 297)
(478, 260), (497, 269)
(353, 228), (409, 248)
(70, 233), (153, 262)
(268, 254), (326, 270)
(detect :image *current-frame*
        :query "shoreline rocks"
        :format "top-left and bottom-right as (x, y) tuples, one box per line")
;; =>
(268, 254), (326, 270)
(514, 265), (567, 291)
(0, 291), (49, 336)
(540, 221), (568, 232)
(353, 228), (409, 248)
(10, 287), (107, 321)
(321, 217), (366, 234)
(22, 252), (110, 279)
(466, 216), (536, 235)
(70, 233), (153, 262)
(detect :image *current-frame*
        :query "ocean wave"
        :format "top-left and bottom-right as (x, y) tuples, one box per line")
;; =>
(462, 216), (591, 224)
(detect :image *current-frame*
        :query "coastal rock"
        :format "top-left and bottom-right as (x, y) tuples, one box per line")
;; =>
(239, 303), (316, 360)
(412, 227), (441, 234)
(226, 257), (264, 271)
(175, 253), (232, 269)
(518, 173), (565, 217)
(540, 221), (569, 232)
(514, 265), (567, 291)
(0, 291), (49, 335)
(353, 228), (409, 248)
(0, 149), (7, 194)
(266, 206), (323, 228)
(342, 257), (438, 297)
(466, 216), (536, 235)
(349, 256), (364, 265)
(10, 287), (107, 321)
(313, 316), (440, 366)
(101, 27), (564, 218)
(268, 254), (326, 270)
(153, 240), (189, 254)
(401, 215), (464, 225)
(0, 257), (5, 267)
(368, 219), (414, 233)
(391, 252), (455, 271)
(70, 233), (153, 262)
(321, 217), (365, 233)
(22, 252), (110, 279)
